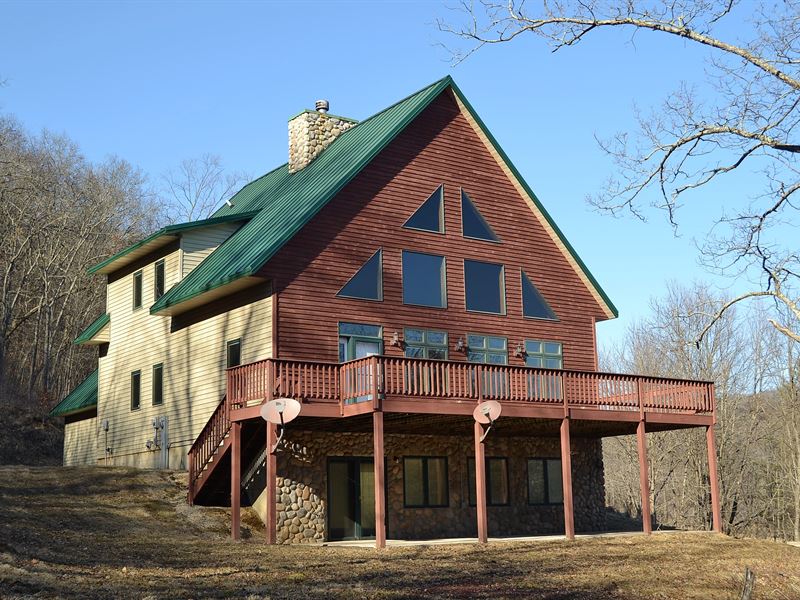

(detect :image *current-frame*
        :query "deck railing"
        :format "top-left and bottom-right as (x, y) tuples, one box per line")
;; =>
(226, 356), (714, 417)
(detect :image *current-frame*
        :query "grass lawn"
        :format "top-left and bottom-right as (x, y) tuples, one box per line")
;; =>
(0, 465), (798, 599)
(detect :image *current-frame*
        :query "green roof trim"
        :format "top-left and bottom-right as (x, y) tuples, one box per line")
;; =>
(446, 80), (619, 318)
(50, 369), (97, 417)
(74, 313), (110, 345)
(149, 75), (616, 319)
(151, 76), (453, 314)
(87, 211), (259, 275)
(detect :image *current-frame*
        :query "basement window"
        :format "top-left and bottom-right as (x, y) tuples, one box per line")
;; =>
(403, 457), (449, 508)
(528, 458), (563, 505)
(468, 457), (509, 506)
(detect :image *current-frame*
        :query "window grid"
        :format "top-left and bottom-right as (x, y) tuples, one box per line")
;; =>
(466, 334), (508, 365)
(525, 340), (563, 369)
(404, 328), (448, 360)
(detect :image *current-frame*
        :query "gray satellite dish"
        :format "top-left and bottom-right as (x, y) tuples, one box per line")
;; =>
(260, 398), (302, 452)
(473, 400), (502, 442)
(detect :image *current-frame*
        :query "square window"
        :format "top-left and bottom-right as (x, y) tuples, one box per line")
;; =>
(525, 339), (563, 370)
(527, 458), (563, 505)
(468, 457), (509, 506)
(402, 251), (446, 308)
(404, 457), (449, 508)
(464, 260), (505, 314)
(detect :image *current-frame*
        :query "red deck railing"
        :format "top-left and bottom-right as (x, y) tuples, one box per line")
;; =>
(187, 394), (230, 503)
(225, 355), (715, 416)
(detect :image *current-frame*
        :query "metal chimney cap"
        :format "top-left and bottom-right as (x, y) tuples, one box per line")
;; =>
(315, 99), (329, 113)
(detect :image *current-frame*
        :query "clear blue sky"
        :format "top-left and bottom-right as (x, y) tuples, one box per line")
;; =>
(0, 1), (758, 350)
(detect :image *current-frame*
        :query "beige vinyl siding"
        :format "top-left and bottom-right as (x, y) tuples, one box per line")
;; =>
(63, 416), (97, 466)
(97, 248), (272, 469)
(180, 223), (240, 278)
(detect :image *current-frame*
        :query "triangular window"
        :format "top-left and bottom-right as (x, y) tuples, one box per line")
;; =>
(461, 190), (499, 241)
(403, 185), (444, 233)
(522, 270), (556, 320)
(337, 250), (383, 301)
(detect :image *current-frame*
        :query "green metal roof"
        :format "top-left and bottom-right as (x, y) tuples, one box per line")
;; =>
(87, 211), (259, 275)
(151, 76), (453, 314)
(74, 313), (110, 345)
(49, 369), (98, 417)
(146, 75), (616, 319)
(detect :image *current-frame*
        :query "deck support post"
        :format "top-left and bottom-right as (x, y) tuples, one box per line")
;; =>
(706, 425), (722, 533)
(266, 422), (278, 544)
(230, 420), (241, 541)
(474, 420), (488, 543)
(373, 410), (386, 549)
(560, 417), (575, 540)
(637, 420), (652, 534)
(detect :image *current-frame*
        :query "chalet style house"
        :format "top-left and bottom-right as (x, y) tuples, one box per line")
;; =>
(51, 76), (721, 547)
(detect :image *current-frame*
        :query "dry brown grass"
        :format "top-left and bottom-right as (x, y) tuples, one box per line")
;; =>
(0, 465), (798, 599)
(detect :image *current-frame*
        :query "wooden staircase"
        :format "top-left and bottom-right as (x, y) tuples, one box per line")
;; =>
(187, 395), (266, 506)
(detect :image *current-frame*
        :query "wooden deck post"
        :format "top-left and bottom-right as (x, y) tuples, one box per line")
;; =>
(637, 420), (652, 534)
(265, 422), (277, 544)
(706, 425), (722, 533)
(230, 420), (241, 541)
(560, 417), (575, 540)
(373, 410), (386, 549)
(474, 419), (488, 543)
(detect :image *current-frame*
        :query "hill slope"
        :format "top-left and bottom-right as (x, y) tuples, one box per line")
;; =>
(0, 465), (798, 599)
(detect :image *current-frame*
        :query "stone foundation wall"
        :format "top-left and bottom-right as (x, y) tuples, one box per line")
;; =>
(271, 431), (605, 544)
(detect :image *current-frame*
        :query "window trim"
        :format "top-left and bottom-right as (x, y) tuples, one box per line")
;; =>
(154, 260), (166, 302)
(466, 333), (508, 365)
(460, 188), (501, 243)
(468, 456), (510, 507)
(226, 338), (242, 369)
(401, 250), (448, 309)
(402, 184), (446, 235)
(132, 270), (143, 311)
(151, 363), (164, 407)
(524, 339), (563, 370)
(338, 322), (383, 362)
(527, 457), (564, 506)
(520, 269), (558, 322)
(402, 456), (450, 508)
(130, 370), (141, 411)
(336, 248), (384, 302)
(403, 327), (448, 360)
(463, 259), (507, 316)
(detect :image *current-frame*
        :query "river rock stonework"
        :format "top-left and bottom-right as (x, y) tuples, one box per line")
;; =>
(271, 431), (605, 544)
(287, 110), (357, 173)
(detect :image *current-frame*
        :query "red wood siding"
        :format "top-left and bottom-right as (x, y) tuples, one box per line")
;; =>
(259, 91), (609, 371)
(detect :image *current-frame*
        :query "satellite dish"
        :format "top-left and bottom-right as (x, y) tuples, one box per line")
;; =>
(260, 398), (302, 453)
(473, 401), (502, 442)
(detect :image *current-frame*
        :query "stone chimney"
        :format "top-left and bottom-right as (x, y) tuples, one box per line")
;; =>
(288, 100), (357, 173)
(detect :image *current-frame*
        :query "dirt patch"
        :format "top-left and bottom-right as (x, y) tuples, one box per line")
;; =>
(1, 465), (799, 599)
(0, 406), (63, 466)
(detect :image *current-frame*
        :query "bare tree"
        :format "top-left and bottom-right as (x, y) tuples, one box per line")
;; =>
(161, 154), (248, 223)
(440, 1), (800, 343)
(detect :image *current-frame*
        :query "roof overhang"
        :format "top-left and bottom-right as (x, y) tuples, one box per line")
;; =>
(74, 314), (110, 345)
(150, 275), (267, 316)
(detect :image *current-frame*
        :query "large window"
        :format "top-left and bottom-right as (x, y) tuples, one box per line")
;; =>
(226, 339), (241, 368)
(521, 270), (556, 320)
(152, 363), (163, 406)
(132, 270), (143, 310)
(525, 340), (563, 369)
(461, 189), (499, 241)
(337, 249), (383, 301)
(528, 458), (563, 505)
(464, 259), (506, 314)
(467, 334), (507, 365)
(402, 251), (446, 308)
(403, 457), (449, 507)
(468, 457), (509, 506)
(403, 185), (444, 233)
(404, 328), (448, 360)
(130, 370), (141, 411)
(154, 260), (166, 301)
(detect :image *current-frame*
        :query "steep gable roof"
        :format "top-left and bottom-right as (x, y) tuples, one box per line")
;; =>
(142, 76), (616, 319)
(74, 313), (110, 345)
